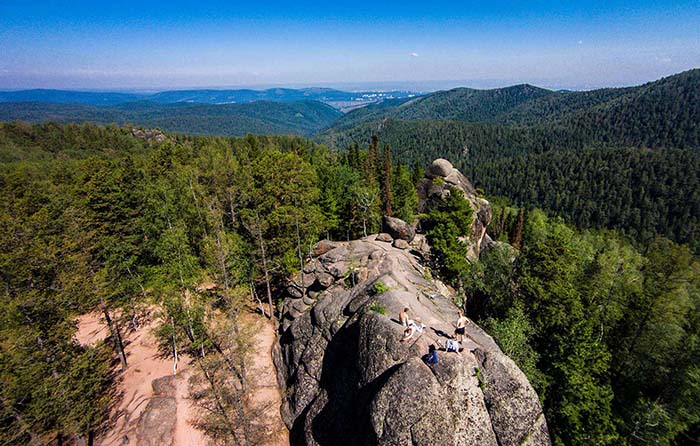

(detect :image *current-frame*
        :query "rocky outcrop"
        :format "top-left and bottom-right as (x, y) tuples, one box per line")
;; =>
(274, 237), (550, 446)
(417, 158), (492, 260)
(130, 127), (168, 143)
(137, 376), (177, 446)
(383, 215), (415, 242)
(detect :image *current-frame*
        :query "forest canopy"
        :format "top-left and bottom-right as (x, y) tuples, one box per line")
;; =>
(1, 119), (698, 445)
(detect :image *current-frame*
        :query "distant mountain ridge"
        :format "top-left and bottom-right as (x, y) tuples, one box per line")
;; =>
(329, 83), (554, 131)
(0, 100), (342, 136)
(0, 87), (418, 110)
(328, 81), (639, 131)
(322, 69), (700, 152)
(1, 69), (698, 141)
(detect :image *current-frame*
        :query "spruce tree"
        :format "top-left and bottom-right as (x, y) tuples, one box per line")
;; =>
(381, 144), (393, 216)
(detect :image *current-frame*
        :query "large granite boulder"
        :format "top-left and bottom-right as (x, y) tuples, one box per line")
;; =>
(383, 215), (415, 242)
(426, 158), (454, 179)
(274, 238), (550, 446)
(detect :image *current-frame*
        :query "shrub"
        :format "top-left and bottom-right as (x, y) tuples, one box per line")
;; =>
(373, 281), (390, 294)
(369, 303), (387, 315)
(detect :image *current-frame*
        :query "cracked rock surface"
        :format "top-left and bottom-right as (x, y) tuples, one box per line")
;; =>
(274, 236), (550, 446)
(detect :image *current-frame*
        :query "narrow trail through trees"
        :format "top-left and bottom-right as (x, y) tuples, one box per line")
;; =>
(243, 312), (289, 446)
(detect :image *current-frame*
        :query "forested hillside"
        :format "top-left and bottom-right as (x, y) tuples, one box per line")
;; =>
(322, 70), (700, 249)
(1, 123), (698, 445)
(462, 207), (700, 446)
(329, 83), (554, 130)
(0, 100), (342, 136)
(327, 70), (699, 131)
(0, 123), (416, 445)
(324, 70), (700, 150)
(471, 148), (700, 252)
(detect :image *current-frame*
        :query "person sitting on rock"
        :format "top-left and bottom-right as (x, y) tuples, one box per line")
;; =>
(425, 344), (439, 365)
(403, 317), (426, 340)
(454, 310), (469, 342)
(436, 338), (463, 355)
(399, 307), (410, 328)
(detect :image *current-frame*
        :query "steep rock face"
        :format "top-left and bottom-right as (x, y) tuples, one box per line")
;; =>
(417, 158), (492, 260)
(274, 237), (550, 446)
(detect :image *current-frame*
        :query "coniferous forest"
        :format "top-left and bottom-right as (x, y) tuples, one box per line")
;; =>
(0, 120), (698, 445)
(3, 0), (700, 443)
(0, 123), (417, 445)
(319, 69), (700, 253)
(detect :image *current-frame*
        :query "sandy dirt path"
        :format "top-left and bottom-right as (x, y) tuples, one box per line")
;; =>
(75, 310), (207, 446)
(76, 308), (289, 446)
(243, 312), (290, 446)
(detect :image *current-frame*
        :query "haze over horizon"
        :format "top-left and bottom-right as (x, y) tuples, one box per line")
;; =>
(1, 0), (699, 91)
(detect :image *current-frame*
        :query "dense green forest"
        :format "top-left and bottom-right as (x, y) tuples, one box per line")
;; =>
(457, 206), (700, 446)
(327, 69), (698, 131)
(322, 70), (700, 157)
(2, 67), (700, 445)
(471, 148), (700, 253)
(320, 70), (700, 251)
(328, 70), (700, 444)
(327, 83), (554, 131)
(415, 185), (700, 444)
(0, 99), (341, 136)
(0, 123), (413, 445)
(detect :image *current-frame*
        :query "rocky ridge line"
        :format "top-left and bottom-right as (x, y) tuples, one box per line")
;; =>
(273, 159), (550, 446)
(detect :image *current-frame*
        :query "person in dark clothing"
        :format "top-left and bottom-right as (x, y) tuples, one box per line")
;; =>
(426, 344), (439, 365)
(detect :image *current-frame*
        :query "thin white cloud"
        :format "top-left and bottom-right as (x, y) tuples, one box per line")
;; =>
(410, 52), (419, 58)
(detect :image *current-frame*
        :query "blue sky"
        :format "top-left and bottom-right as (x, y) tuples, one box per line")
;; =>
(1, 0), (699, 91)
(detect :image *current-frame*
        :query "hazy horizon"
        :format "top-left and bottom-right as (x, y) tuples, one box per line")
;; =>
(2, 0), (699, 91)
(2, 71), (697, 95)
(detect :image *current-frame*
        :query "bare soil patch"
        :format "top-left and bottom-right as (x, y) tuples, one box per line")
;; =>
(75, 309), (206, 446)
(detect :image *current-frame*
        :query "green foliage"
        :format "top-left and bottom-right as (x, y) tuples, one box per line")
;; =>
(2, 115), (700, 445)
(329, 83), (554, 130)
(320, 71), (700, 253)
(482, 305), (546, 395)
(373, 281), (391, 294)
(464, 206), (700, 445)
(391, 164), (418, 223)
(369, 303), (387, 315)
(323, 69), (700, 157)
(472, 147), (700, 253)
(0, 124), (432, 444)
(423, 188), (474, 281)
(0, 123), (339, 443)
(0, 121), (150, 162)
(474, 367), (488, 392)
